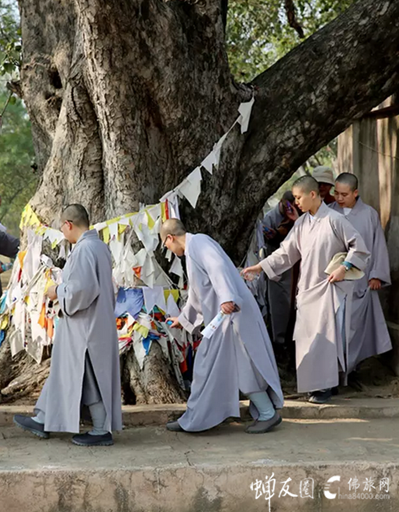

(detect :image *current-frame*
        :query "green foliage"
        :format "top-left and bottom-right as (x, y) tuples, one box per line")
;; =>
(0, 1), (21, 77)
(226, 0), (352, 174)
(0, 89), (36, 236)
(226, 0), (355, 82)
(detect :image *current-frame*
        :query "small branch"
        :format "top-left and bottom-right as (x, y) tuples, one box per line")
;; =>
(284, 0), (305, 38)
(0, 91), (12, 118)
(6, 80), (22, 99)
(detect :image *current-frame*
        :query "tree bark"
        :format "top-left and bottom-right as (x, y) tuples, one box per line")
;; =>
(7, 0), (399, 403)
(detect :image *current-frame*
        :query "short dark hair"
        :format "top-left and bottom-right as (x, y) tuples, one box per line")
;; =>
(292, 175), (320, 195)
(335, 172), (358, 192)
(61, 204), (90, 228)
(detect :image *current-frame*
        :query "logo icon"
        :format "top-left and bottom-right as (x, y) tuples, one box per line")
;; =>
(324, 476), (341, 499)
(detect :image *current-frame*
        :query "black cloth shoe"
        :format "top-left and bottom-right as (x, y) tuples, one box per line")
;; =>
(308, 389), (332, 404)
(166, 420), (185, 432)
(13, 414), (49, 439)
(245, 412), (282, 434)
(72, 432), (113, 446)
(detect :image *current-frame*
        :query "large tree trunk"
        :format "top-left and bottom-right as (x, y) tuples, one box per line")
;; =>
(5, 0), (399, 403)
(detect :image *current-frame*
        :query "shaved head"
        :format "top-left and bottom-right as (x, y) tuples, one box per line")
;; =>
(61, 204), (90, 228)
(335, 172), (358, 191)
(292, 175), (320, 195)
(160, 218), (187, 241)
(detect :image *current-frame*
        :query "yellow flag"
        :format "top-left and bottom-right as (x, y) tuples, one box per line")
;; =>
(103, 226), (110, 244)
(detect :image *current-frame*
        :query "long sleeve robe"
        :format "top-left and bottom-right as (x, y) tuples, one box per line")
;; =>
(262, 205), (292, 346)
(260, 202), (370, 392)
(177, 233), (284, 432)
(330, 198), (392, 371)
(35, 230), (122, 433)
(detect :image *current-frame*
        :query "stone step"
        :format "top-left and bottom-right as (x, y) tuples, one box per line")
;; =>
(0, 418), (397, 511)
(1, 397), (399, 428)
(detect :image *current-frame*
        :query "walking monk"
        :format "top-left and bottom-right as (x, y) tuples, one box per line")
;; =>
(162, 218), (284, 434)
(242, 176), (370, 404)
(14, 205), (122, 446)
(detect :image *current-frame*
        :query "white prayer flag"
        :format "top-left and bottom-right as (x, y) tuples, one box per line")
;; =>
(238, 96), (255, 134)
(170, 255), (184, 277)
(177, 167), (202, 208)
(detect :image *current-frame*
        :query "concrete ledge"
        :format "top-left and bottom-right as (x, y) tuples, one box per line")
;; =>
(1, 398), (399, 427)
(1, 417), (399, 511)
(0, 463), (397, 512)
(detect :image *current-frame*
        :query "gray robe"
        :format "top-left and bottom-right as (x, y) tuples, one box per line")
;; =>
(330, 199), (392, 371)
(177, 233), (284, 432)
(0, 230), (19, 296)
(262, 205), (292, 345)
(260, 203), (370, 392)
(35, 230), (122, 433)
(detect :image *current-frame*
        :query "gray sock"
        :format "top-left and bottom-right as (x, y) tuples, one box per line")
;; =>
(32, 410), (45, 424)
(247, 391), (275, 421)
(88, 401), (109, 436)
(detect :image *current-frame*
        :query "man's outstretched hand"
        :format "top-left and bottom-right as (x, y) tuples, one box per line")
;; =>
(165, 317), (182, 328)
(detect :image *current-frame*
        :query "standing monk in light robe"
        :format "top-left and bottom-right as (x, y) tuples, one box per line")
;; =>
(243, 176), (370, 404)
(162, 219), (284, 434)
(14, 204), (122, 446)
(331, 173), (392, 375)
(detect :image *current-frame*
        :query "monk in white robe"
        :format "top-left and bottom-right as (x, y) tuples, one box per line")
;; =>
(162, 219), (284, 434)
(14, 205), (122, 446)
(243, 176), (370, 404)
(331, 173), (392, 374)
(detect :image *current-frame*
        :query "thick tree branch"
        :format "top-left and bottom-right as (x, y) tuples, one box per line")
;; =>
(206, 0), (399, 260)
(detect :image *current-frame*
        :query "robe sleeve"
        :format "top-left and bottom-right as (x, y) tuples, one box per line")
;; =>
(190, 236), (244, 309)
(332, 216), (370, 271)
(178, 292), (204, 335)
(260, 225), (301, 281)
(368, 211), (391, 285)
(57, 246), (100, 317)
(0, 230), (19, 259)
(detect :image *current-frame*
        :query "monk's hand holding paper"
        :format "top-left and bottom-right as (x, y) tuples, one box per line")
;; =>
(369, 278), (382, 290)
(166, 317), (182, 329)
(327, 265), (346, 283)
(46, 285), (58, 301)
(241, 263), (262, 281)
(221, 301), (236, 315)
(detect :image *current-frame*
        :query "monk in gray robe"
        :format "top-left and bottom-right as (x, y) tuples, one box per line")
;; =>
(262, 192), (299, 352)
(331, 173), (392, 375)
(162, 219), (284, 434)
(243, 176), (370, 404)
(14, 205), (122, 446)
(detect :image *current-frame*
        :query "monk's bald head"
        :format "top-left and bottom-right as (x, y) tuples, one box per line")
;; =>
(335, 172), (358, 192)
(61, 204), (90, 229)
(160, 218), (187, 241)
(161, 218), (187, 257)
(292, 176), (320, 196)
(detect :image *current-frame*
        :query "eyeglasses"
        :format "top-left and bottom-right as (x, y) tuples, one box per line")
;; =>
(162, 233), (174, 250)
(60, 220), (73, 230)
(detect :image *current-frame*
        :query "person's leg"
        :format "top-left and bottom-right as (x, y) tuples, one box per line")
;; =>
(72, 353), (113, 446)
(247, 391), (275, 421)
(88, 400), (108, 436)
(32, 410), (45, 424)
